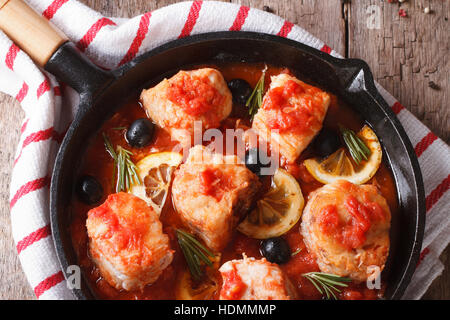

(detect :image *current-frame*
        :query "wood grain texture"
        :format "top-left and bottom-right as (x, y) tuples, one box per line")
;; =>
(349, 0), (449, 142)
(0, 0), (68, 67)
(0, 95), (31, 300)
(0, 0), (447, 300)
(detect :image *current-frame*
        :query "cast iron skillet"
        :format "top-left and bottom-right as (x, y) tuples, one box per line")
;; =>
(0, 0), (425, 300)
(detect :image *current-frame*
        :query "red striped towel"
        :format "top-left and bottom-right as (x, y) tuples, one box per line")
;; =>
(1, 0), (448, 300)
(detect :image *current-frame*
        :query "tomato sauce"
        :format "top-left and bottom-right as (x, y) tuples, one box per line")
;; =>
(199, 168), (233, 201)
(219, 266), (247, 300)
(263, 80), (322, 134)
(318, 197), (381, 250)
(69, 63), (396, 300)
(167, 71), (224, 125)
(87, 193), (152, 253)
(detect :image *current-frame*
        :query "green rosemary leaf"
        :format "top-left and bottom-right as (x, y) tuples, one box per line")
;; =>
(307, 277), (323, 296)
(349, 133), (366, 162)
(312, 272), (352, 283)
(291, 248), (302, 257)
(183, 241), (202, 278)
(125, 157), (140, 186)
(356, 136), (371, 157)
(118, 148), (126, 191)
(246, 66), (267, 118)
(176, 229), (215, 280)
(103, 133), (117, 159)
(343, 133), (357, 160)
(125, 167), (130, 191)
(302, 272), (351, 300)
(192, 254), (203, 277)
(340, 127), (371, 165)
(103, 134), (141, 192)
(323, 285), (335, 300)
(180, 235), (213, 266)
(179, 239), (202, 280)
(179, 240), (200, 279)
(177, 229), (215, 258)
(317, 277), (350, 288)
(103, 133), (117, 190)
(128, 162), (140, 186)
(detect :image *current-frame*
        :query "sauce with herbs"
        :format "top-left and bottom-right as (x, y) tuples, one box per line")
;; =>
(69, 63), (397, 300)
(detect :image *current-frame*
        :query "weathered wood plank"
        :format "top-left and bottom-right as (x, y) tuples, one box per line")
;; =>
(349, 0), (449, 143)
(0, 95), (31, 300)
(231, 0), (346, 56)
(349, 0), (449, 300)
(422, 246), (450, 299)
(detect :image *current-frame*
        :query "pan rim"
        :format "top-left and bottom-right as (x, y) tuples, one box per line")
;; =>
(50, 31), (425, 300)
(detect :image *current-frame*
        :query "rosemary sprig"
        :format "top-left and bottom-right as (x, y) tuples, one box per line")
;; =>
(246, 65), (267, 118)
(103, 133), (116, 158)
(340, 127), (371, 165)
(291, 248), (302, 257)
(302, 272), (352, 300)
(103, 133), (141, 192)
(176, 229), (215, 281)
(112, 126), (127, 130)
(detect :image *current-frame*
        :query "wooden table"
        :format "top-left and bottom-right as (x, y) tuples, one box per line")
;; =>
(0, 0), (448, 300)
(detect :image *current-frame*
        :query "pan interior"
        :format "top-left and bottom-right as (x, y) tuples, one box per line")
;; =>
(51, 33), (423, 300)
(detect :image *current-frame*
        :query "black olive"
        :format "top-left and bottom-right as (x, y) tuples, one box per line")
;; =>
(262, 5), (273, 13)
(260, 237), (291, 264)
(244, 148), (271, 177)
(227, 79), (253, 106)
(76, 175), (103, 205)
(313, 128), (342, 157)
(126, 118), (155, 148)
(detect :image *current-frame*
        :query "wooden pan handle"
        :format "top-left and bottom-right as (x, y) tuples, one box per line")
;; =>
(0, 0), (68, 67)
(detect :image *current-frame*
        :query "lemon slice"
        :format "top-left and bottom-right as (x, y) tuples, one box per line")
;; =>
(176, 255), (221, 300)
(129, 152), (182, 214)
(304, 125), (382, 185)
(237, 168), (304, 239)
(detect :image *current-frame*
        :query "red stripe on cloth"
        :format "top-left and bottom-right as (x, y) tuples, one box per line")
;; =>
(229, 6), (250, 31)
(16, 225), (51, 254)
(15, 82), (29, 102)
(426, 174), (450, 212)
(178, 0), (203, 38)
(14, 127), (63, 166)
(37, 79), (51, 99)
(10, 176), (50, 209)
(320, 44), (332, 54)
(118, 12), (152, 66)
(77, 18), (116, 52)
(277, 21), (294, 38)
(415, 132), (438, 157)
(20, 119), (29, 134)
(22, 127), (55, 149)
(42, 0), (69, 20)
(34, 271), (64, 298)
(391, 101), (405, 115)
(5, 43), (20, 70)
(416, 247), (430, 267)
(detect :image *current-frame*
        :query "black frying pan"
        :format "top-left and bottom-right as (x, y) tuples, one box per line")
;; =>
(0, 0), (425, 300)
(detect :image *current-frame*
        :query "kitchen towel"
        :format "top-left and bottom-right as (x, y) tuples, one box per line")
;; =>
(0, 0), (448, 299)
